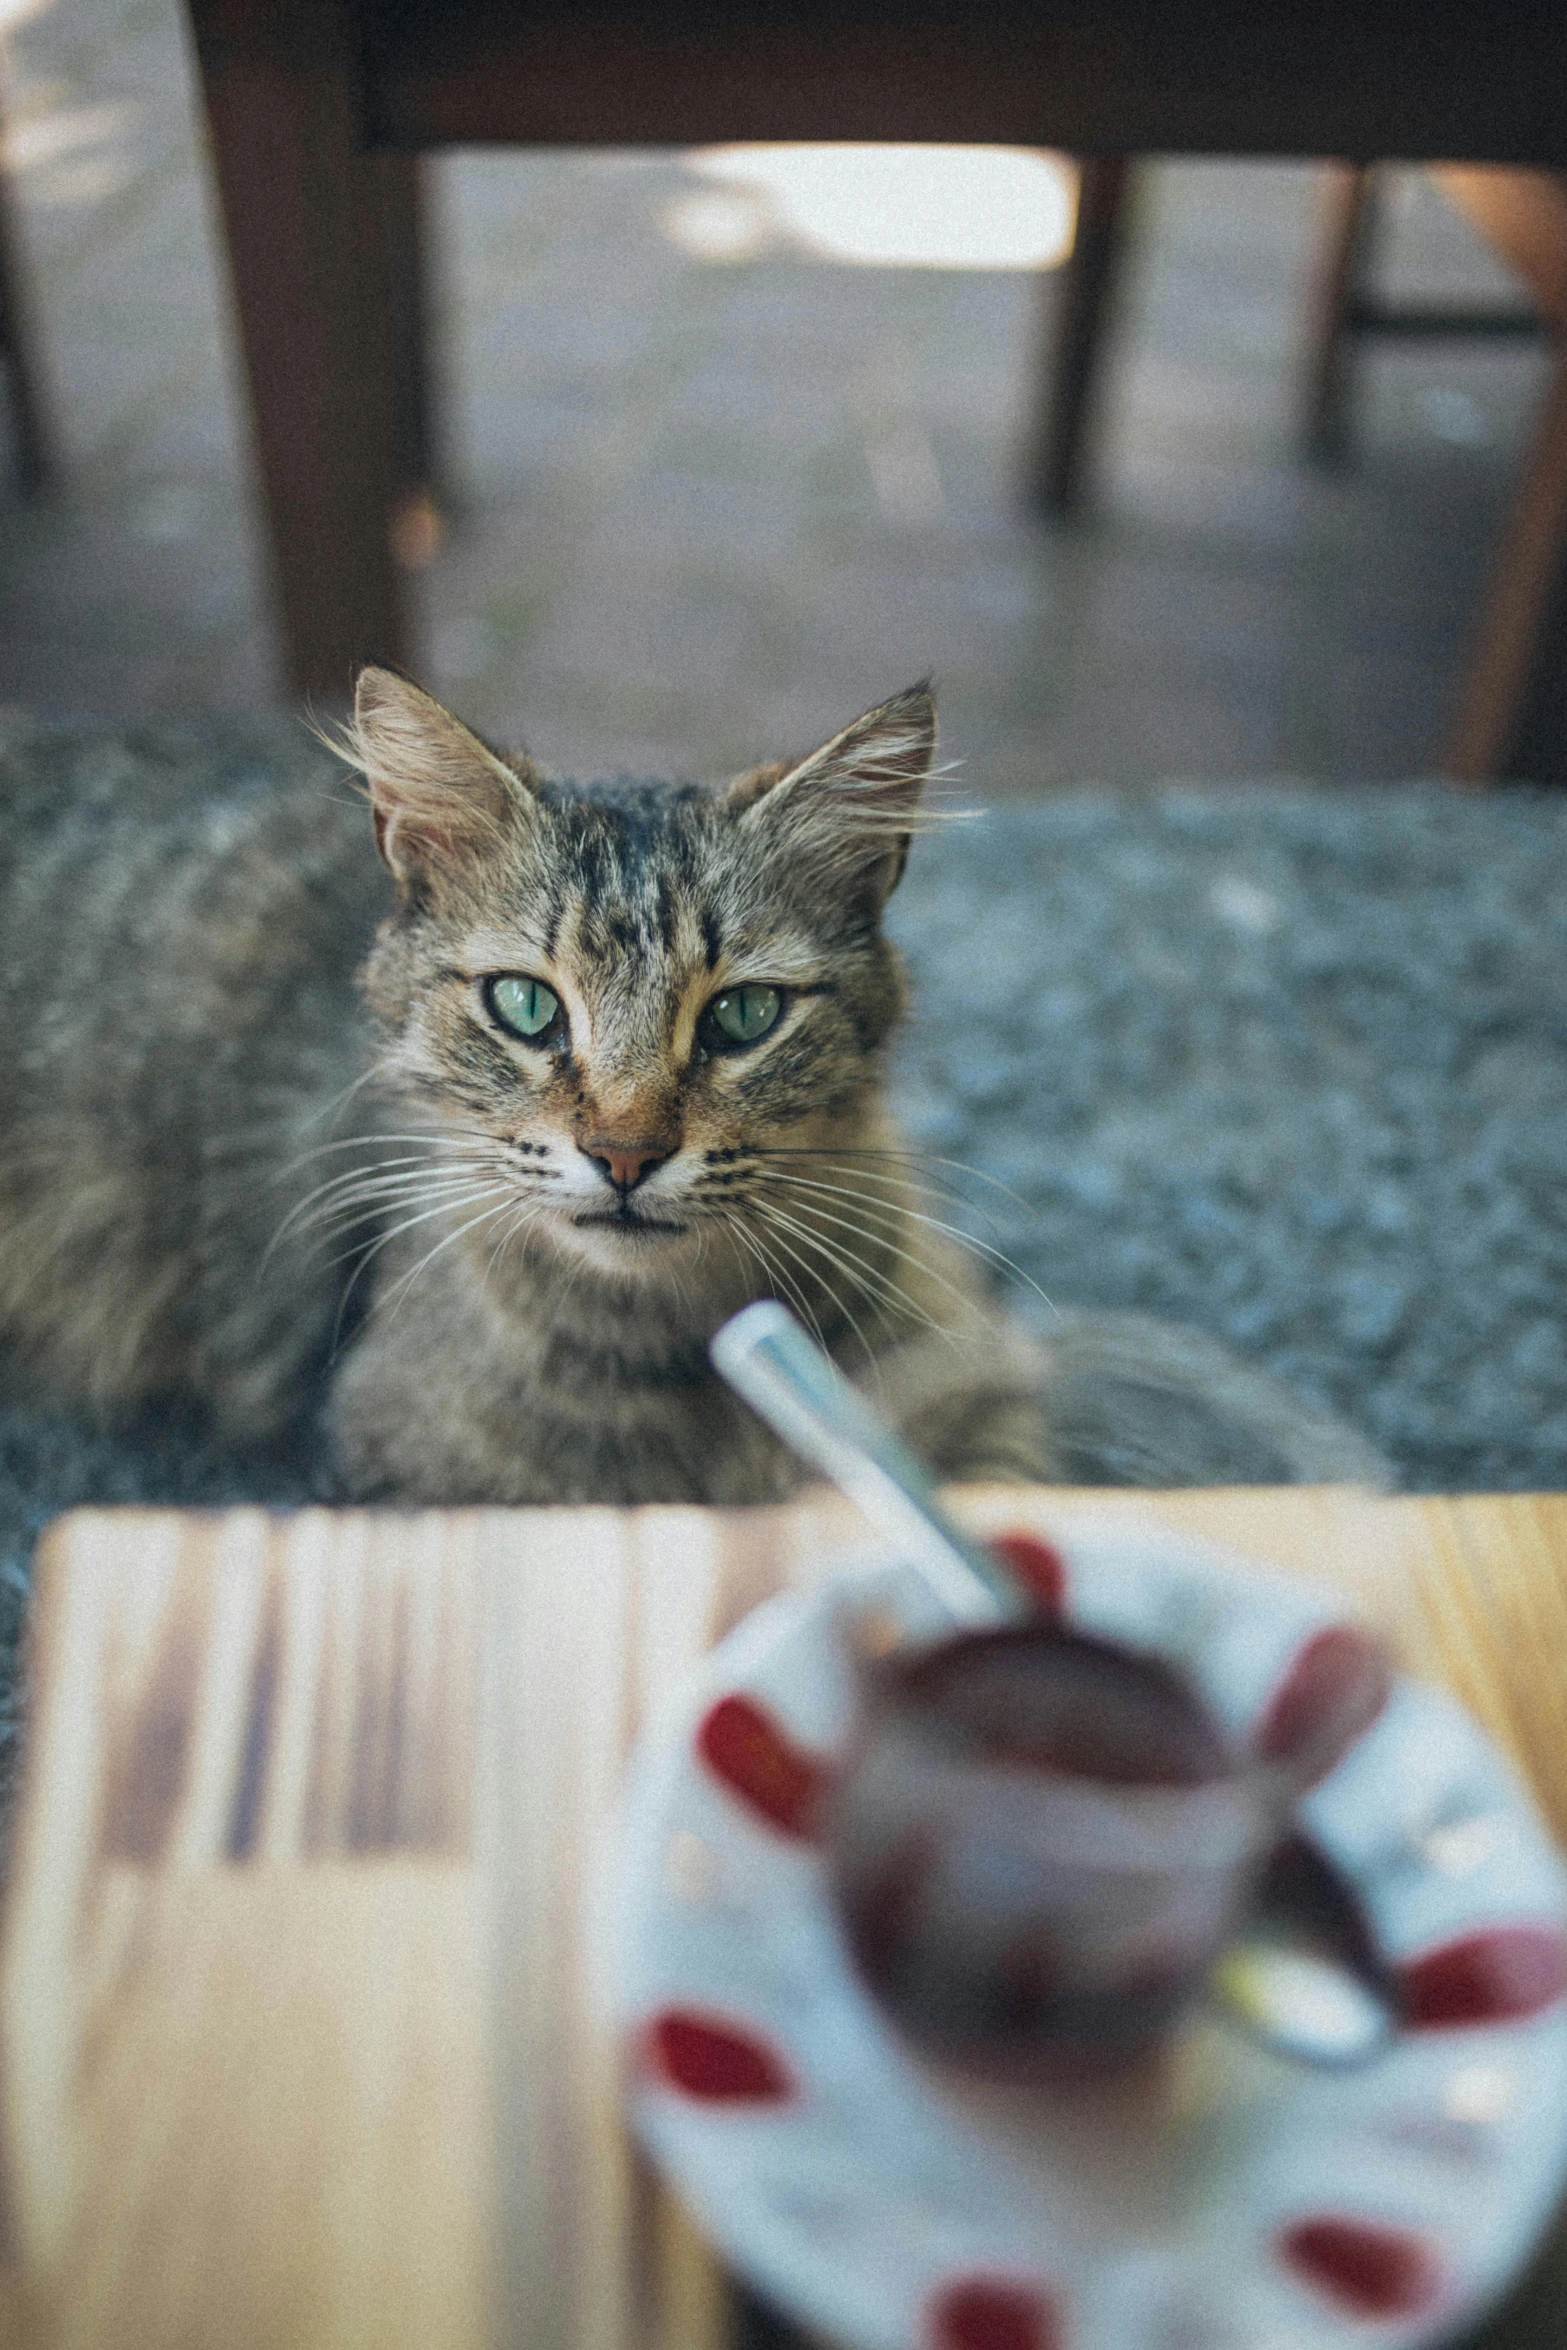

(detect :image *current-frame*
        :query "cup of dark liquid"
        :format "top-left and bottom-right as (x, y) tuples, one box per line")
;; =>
(826, 1622), (1290, 2072)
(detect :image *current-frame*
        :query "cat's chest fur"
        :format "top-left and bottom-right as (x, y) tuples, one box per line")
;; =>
(327, 1254), (801, 1503)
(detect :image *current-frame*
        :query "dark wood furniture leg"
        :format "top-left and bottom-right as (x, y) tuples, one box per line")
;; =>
(1302, 164), (1378, 464)
(1430, 167), (1567, 783)
(1301, 161), (1540, 469)
(373, 148), (438, 508)
(372, 149), (445, 570)
(1499, 469), (1567, 785)
(0, 133), (54, 494)
(1443, 347), (1567, 783)
(186, 0), (417, 700)
(1028, 157), (1133, 515)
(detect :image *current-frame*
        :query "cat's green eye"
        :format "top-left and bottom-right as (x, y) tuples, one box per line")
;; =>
(488, 975), (561, 1041)
(707, 984), (782, 1048)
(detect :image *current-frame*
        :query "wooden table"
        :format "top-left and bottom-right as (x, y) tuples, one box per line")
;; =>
(1, 1485), (1566, 2349)
(185, 0), (1567, 744)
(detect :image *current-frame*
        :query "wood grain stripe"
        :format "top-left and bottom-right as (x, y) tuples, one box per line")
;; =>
(100, 1576), (206, 1867)
(224, 1562), (283, 1863)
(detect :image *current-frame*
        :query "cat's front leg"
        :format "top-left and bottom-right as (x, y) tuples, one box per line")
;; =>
(868, 1317), (1073, 1487)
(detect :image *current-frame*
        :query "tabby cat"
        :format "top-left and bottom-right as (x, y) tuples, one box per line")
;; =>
(0, 671), (1378, 1502)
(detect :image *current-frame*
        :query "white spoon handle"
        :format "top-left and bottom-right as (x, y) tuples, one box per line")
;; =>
(711, 1300), (1015, 1627)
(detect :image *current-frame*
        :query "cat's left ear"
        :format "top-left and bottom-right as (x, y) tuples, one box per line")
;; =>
(725, 684), (937, 906)
(347, 666), (541, 896)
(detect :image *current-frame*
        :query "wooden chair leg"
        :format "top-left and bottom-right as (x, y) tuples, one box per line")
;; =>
(1301, 163), (1378, 465)
(368, 149), (446, 571)
(1443, 344), (1567, 784)
(186, 0), (413, 702)
(0, 145), (54, 496)
(1027, 156), (1133, 516)
(368, 151), (438, 497)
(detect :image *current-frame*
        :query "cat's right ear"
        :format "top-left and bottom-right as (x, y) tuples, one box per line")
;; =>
(347, 667), (540, 894)
(722, 684), (939, 907)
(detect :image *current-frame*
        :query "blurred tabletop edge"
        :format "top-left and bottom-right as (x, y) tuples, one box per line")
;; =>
(347, 1), (1567, 163)
(0, 1486), (1563, 2350)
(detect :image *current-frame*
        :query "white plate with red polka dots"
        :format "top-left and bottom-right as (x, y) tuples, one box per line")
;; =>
(606, 1523), (1567, 2350)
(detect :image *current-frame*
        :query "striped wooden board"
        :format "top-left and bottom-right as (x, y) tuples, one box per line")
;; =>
(0, 1486), (1563, 2350)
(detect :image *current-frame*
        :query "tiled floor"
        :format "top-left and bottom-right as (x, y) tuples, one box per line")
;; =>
(0, 0), (1552, 794)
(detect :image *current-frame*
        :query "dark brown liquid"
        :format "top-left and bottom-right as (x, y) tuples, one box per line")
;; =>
(827, 1623), (1265, 2068)
(876, 1625), (1234, 1785)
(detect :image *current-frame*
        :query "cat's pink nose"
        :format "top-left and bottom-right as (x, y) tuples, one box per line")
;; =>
(584, 1139), (670, 1192)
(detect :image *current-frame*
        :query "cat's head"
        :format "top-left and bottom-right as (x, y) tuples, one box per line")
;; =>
(347, 668), (941, 1283)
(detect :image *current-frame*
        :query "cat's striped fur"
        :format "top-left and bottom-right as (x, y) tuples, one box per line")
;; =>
(0, 673), (1380, 1501)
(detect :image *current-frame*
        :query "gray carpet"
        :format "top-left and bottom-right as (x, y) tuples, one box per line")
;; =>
(891, 783), (1567, 1496)
(3, 720), (1567, 1754)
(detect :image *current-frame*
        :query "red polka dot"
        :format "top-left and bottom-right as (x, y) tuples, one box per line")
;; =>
(987, 1531), (1066, 1614)
(646, 2008), (794, 2103)
(1278, 2216), (1446, 2319)
(696, 1693), (831, 1838)
(1256, 1625), (1389, 1785)
(1399, 1924), (1567, 2029)
(930, 2277), (1060, 2350)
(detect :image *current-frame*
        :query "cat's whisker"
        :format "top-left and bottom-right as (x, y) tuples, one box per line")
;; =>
(324, 1193), (479, 1363)
(710, 1202), (823, 1348)
(761, 1184), (991, 1353)
(751, 1198), (949, 1350)
(325, 1181), (514, 1296)
(267, 1161), (510, 1261)
(487, 1190), (559, 1286)
(761, 1142), (1039, 1220)
(274, 1127), (507, 1181)
(291, 1157), (513, 1216)
(748, 1142), (1029, 1263)
(748, 1202), (889, 1366)
(485, 1207), (542, 1288)
(284, 1182), (512, 1263)
(803, 1160), (1000, 1222)
(753, 1149), (971, 1205)
(807, 1199), (1055, 1327)
(719, 1211), (836, 1361)
(296, 1137), (540, 1191)
(665, 1253), (696, 1326)
(759, 1153), (1014, 1246)
(732, 1199), (900, 1406)
(274, 1156), (500, 1230)
(204, 1117), (346, 1164)
(288, 1147), (492, 1189)
(758, 1165), (997, 1254)
(754, 1173), (989, 1327)
(294, 1058), (399, 1134)
(755, 1160), (1002, 1256)
(298, 1173), (505, 1229)
(485, 1195), (532, 1261)
(326, 1181), (518, 1355)
(751, 1185), (973, 1338)
(757, 1167), (1057, 1319)
(283, 1127), (498, 1159)
(764, 1236), (877, 1368)
(380, 1195), (520, 1321)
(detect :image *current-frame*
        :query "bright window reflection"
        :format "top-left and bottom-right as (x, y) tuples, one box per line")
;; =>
(665, 145), (1077, 270)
